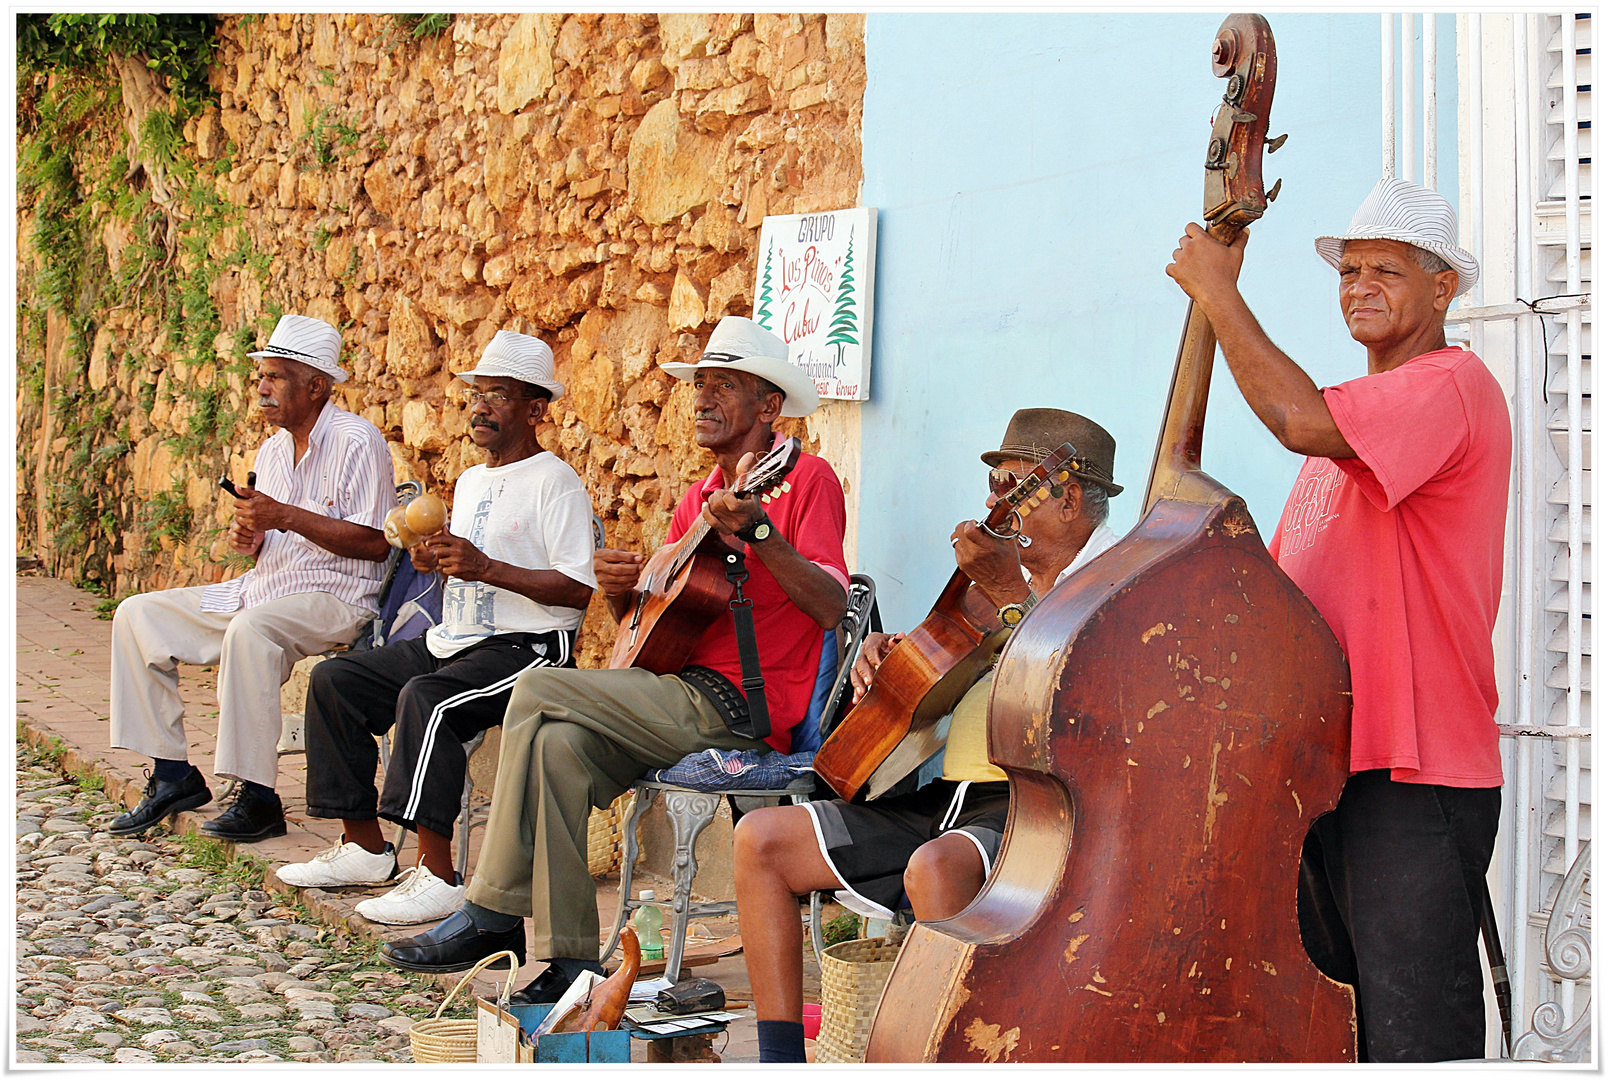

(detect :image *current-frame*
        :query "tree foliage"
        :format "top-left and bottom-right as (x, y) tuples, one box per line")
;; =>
(18, 13), (218, 114)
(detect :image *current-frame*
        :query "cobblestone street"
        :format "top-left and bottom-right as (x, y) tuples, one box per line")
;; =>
(14, 737), (461, 1064)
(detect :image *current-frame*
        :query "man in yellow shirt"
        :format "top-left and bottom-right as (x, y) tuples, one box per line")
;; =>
(732, 409), (1123, 1062)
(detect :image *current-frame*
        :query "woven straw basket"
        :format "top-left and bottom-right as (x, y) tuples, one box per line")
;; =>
(815, 938), (902, 1063)
(586, 791), (633, 877)
(408, 950), (518, 1063)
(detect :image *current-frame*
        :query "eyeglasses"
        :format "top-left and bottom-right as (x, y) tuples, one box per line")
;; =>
(988, 465), (1074, 498)
(465, 389), (532, 407)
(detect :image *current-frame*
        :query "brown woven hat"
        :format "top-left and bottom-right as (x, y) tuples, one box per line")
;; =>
(980, 408), (1123, 496)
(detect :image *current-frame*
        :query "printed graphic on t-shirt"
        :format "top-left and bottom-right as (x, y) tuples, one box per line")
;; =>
(440, 489), (496, 633)
(1280, 462), (1345, 554)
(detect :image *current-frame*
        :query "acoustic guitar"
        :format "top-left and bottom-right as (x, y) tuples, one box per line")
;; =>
(608, 437), (802, 674)
(812, 443), (1079, 802)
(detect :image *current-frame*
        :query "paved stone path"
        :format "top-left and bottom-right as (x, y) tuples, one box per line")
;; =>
(14, 738), (461, 1063)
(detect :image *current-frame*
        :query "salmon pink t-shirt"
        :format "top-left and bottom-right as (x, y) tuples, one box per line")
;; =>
(1270, 347), (1510, 787)
(668, 440), (849, 753)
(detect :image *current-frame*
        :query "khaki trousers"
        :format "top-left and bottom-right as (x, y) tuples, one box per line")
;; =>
(465, 667), (768, 959)
(109, 586), (369, 788)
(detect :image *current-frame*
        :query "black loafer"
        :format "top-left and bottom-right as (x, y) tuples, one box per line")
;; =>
(509, 964), (597, 1006)
(199, 786), (287, 843)
(108, 768), (212, 837)
(380, 909), (525, 973)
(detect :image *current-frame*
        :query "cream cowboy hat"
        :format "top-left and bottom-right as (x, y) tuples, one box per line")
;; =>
(1314, 178), (1480, 298)
(247, 314), (348, 382)
(660, 316), (820, 418)
(456, 330), (565, 400)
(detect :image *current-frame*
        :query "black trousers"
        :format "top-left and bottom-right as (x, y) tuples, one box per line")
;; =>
(303, 630), (575, 840)
(1298, 769), (1502, 1062)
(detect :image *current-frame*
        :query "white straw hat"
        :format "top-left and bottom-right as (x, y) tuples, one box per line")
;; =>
(1314, 178), (1479, 297)
(456, 330), (564, 400)
(659, 316), (820, 418)
(247, 314), (348, 382)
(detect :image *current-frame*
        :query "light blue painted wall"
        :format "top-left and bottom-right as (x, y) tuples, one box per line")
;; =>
(856, 13), (1445, 630)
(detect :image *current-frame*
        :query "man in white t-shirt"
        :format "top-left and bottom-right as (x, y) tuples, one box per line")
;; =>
(277, 331), (597, 925)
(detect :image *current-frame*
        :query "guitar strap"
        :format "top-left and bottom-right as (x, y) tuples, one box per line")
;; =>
(722, 551), (771, 742)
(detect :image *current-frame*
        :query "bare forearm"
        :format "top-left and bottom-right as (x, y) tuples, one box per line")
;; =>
(1197, 291), (1356, 459)
(283, 508), (390, 561)
(476, 563), (594, 611)
(750, 536), (847, 629)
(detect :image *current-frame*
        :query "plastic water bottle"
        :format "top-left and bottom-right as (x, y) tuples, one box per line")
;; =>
(632, 889), (665, 960)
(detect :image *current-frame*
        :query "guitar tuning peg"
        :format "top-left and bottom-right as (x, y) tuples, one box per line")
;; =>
(1267, 178), (1283, 202)
(1266, 133), (1288, 153)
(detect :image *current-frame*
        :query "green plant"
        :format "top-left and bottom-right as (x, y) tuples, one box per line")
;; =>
(143, 481), (193, 551)
(392, 14), (454, 39)
(19, 15), (220, 116)
(822, 911), (861, 947)
(71, 767), (106, 793)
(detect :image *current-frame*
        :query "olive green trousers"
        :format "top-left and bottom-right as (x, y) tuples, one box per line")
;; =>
(463, 666), (767, 959)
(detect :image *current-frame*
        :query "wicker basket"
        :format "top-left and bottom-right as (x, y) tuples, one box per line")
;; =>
(814, 937), (902, 1063)
(408, 950), (519, 1063)
(586, 790), (633, 877)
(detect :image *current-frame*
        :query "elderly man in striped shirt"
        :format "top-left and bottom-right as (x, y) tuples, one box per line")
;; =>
(109, 314), (395, 844)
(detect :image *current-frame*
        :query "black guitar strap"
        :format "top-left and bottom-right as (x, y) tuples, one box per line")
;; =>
(722, 550), (771, 742)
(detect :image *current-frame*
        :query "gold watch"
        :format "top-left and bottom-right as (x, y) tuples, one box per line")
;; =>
(998, 591), (1039, 628)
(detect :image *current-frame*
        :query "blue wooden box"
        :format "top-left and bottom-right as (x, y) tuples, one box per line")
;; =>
(507, 1002), (632, 1063)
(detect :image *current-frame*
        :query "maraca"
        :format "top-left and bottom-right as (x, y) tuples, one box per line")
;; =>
(404, 492), (448, 536)
(383, 506), (420, 549)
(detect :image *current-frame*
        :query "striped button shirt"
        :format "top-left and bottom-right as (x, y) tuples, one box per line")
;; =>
(200, 401), (395, 616)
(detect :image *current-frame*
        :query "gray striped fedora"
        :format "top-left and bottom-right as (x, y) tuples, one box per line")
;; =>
(456, 330), (564, 400)
(247, 314), (348, 382)
(1315, 178), (1479, 297)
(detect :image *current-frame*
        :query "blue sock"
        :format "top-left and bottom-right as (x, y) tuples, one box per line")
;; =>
(463, 900), (522, 933)
(152, 758), (194, 784)
(757, 1020), (806, 1063)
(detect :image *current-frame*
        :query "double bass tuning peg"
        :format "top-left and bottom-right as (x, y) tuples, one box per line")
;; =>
(1266, 133), (1288, 153)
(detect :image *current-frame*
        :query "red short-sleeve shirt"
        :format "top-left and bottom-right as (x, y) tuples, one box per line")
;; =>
(1270, 347), (1510, 787)
(668, 440), (849, 752)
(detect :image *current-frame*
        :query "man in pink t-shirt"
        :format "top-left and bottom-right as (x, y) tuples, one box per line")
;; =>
(1168, 179), (1509, 1061)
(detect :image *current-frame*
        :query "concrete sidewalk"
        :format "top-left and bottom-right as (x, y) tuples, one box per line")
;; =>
(15, 572), (793, 1063)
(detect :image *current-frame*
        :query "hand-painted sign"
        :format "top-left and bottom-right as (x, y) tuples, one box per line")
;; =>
(753, 207), (876, 402)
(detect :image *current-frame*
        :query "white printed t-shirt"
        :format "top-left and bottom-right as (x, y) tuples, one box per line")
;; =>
(425, 451), (598, 659)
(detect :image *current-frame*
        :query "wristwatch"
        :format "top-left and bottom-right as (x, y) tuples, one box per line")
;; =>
(735, 514), (773, 544)
(997, 591), (1039, 628)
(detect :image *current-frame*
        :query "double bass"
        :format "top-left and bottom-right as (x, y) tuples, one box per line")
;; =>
(866, 15), (1357, 1062)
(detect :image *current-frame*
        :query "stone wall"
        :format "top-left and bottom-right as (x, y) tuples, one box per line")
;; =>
(18, 13), (866, 667)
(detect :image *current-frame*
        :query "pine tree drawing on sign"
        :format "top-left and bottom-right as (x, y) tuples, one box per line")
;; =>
(825, 228), (857, 368)
(755, 238), (777, 329)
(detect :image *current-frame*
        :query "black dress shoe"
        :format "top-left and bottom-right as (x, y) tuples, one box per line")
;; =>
(108, 769), (212, 837)
(380, 909), (525, 973)
(508, 965), (579, 1006)
(198, 786), (286, 843)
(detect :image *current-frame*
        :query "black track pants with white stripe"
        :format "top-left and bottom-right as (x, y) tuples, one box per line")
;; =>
(302, 630), (573, 839)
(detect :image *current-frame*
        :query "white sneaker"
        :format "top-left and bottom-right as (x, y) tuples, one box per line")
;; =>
(275, 840), (397, 888)
(354, 864), (466, 925)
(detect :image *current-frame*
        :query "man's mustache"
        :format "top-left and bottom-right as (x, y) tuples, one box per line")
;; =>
(695, 410), (718, 421)
(470, 417), (499, 431)
(257, 396), (280, 409)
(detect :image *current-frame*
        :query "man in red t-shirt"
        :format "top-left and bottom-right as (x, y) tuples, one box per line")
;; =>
(1168, 179), (1509, 1061)
(381, 316), (849, 1002)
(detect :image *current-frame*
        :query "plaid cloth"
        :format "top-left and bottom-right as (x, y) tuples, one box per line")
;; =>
(646, 748), (815, 791)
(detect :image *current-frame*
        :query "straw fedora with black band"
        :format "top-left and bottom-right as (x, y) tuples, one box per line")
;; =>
(981, 408), (1124, 496)
(660, 316), (820, 418)
(247, 314), (348, 383)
